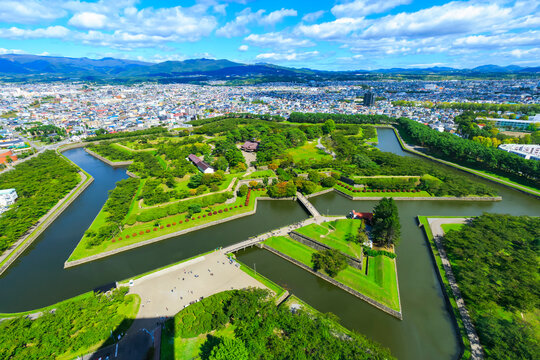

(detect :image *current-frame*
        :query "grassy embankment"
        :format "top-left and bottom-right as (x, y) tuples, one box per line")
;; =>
(294, 219), (364, 259)
(264, 235), (400, 312)
(244, 169), (276, 179)
(418, 215), (472, 359)
(68, 189), (267, 261)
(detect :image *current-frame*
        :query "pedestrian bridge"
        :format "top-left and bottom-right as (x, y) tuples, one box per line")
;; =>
(296, 192), (321, 217)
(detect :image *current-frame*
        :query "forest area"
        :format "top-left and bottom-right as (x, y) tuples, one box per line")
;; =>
(162, 288), (394, 360)
(0, 151), (80, 253)
(443, 214), (539, 360)
(0, 288), (139, 360)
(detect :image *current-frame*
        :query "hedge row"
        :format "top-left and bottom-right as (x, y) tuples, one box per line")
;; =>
(336, 181), (420, 193)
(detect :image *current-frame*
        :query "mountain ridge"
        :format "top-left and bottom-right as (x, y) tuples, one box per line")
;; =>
(0, 54), (538, 82)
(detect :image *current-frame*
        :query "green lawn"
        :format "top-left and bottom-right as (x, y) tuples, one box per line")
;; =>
(441, 223), (465, 233)
(245, 169), (275, 179)
(68, 191), (266, 262)
(286, 141), (333, 163)
(264, 236), (400, 312)
(163, 325), (236, 360)
(295, 220), (364, 259)
(334, 183), (431, 197)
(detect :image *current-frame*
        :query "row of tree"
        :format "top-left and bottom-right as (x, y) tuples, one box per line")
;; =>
(396, 117), (540, 184)
(288, 112), (393, 124)
(392, 100), (540, 115)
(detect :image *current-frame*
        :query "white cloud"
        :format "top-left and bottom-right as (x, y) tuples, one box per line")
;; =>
(69, 12), (108, 29)
(332, 0), (411, 18)
(216, 8), (297, 38)
(297, 17), (365, 40)
(238, 44), (249, 51)
(302, 10), (325, 23)
(255, 50), (319, 61)
(0, 48), (25, 54)
(0, 0), (66, 23)
(245, 32), (314, 49)
(0, 26), (70, 39)
(453, 31), (540, 49)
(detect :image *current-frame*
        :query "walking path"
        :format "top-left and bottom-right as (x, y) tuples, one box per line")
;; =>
(427, 217), (484, 360)
(317, 137), (336, 159)
(125, 251), (270, 337)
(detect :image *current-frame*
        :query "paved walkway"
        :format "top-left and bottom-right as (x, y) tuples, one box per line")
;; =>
(427, 218), (484, 360)
(125, 251), (270, 337)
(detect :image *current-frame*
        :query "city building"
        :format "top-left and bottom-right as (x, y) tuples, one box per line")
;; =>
(0, 188), (18, 208)
(363, 92), (375, 107)
(0, 150), (17, 165)
(490, 118), (539, 130)
(498, 144), (540, 161)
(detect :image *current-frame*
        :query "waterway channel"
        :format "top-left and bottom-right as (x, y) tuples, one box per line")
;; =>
(0, 128), (537, 360)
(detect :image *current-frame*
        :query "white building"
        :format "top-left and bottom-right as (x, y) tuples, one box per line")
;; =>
(0, 189), (18, 214)
(498, 144), (540, 161)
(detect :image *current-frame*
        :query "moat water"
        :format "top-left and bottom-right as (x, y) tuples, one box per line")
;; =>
(0, 128), (537, 360)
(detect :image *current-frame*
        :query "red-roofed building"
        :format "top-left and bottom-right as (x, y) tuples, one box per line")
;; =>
(348, 210), (373, 224)
(0, 150), (17, 165)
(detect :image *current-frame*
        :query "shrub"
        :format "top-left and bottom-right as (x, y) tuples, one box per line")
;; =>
(132, 233), (137, 237)
(153, 228), (158, 231)
(146, 229), (150, 233)
(166, 224), (171, 227)
(125, 235), (130, 238)
(139, 231), (144, 235)
(218, 209), (223, 213)
(160, 226), (164, 229)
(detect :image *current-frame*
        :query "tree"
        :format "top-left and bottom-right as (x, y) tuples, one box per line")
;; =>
(371, 198), (401, 247)
(209, 338), (249, 360)
(312, 249), (347, 277)
(322, 119), (336, 134)
(237, 184), (248, 197)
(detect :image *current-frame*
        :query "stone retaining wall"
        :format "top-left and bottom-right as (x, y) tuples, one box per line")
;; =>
(333, 188), (502, 201)
(125, 170), (140, 178)
(263, 245), (402, 320)
(289, 232), (362, 270)
(84, 148), (133, 167)
(305, 188), (334, 198)
(0, 172), (94, 276)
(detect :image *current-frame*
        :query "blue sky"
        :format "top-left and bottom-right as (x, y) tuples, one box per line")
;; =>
(0, 0), (538, 70)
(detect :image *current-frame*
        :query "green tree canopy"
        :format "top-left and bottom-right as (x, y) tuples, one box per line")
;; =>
(371, 197), (401, 247)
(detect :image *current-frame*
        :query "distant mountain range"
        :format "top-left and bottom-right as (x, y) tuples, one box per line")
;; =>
(0, 54), (538, 83)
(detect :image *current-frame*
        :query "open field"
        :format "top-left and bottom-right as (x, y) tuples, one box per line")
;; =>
(263, 235), (400, 311)
(286, 141), (333, 163)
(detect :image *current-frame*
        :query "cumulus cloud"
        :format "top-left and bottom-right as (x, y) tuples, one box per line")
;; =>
(255, 50), (319, 61)
(69, 12), (108, 29)
(453, 31), (540, 49)
(302, 10), (325, 23)
(245, 32), (314, 49)
(297, 17), (365, 40)
(331, 0), (411, 18)
(0, 0), (66, 23)
(238, 44), (249, 51)
(0, 26), (70, 39)
(216, 8), (297, 37)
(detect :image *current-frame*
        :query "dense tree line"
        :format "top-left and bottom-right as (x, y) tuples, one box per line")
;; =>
(164, 288), (394, 359)
(0, 288), (136, 359)
(392, 100), (540, 115)
(257, 128), (307, 163)
(443, 214), (540, 360)
(372, 198), (401, 247)
(85, 126), (168, 141)
(85, 178), (139, 247)
(189, 113), (285, 126)
(396, 117), (540, 185)
(288, 112), (392, 124)
(0, 151), (80, 252)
